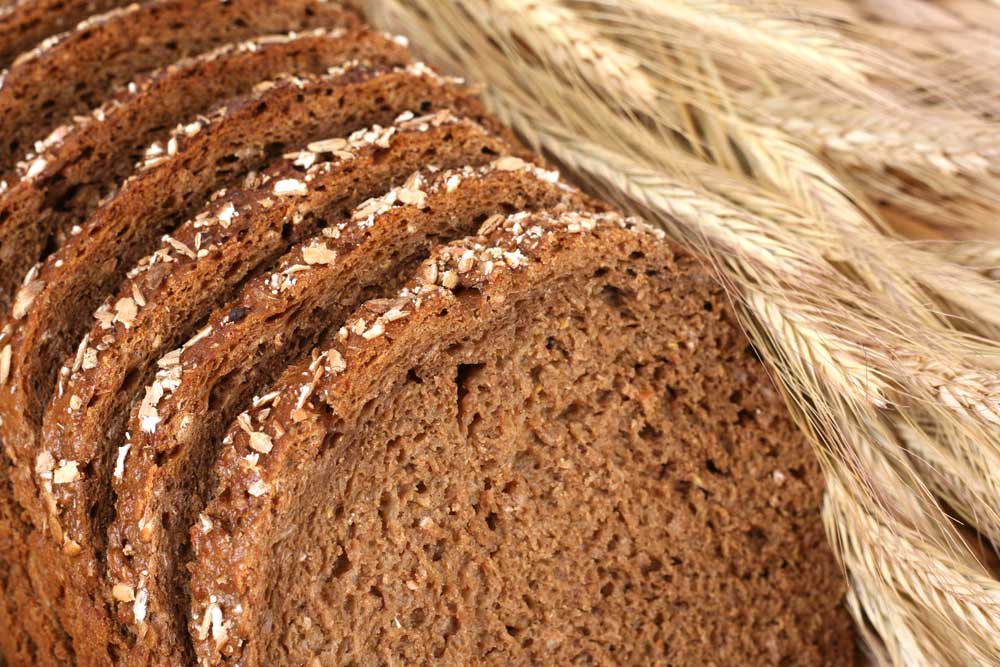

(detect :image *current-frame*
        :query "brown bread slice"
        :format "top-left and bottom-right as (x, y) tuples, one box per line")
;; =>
(0, 0), (358, 176)
(0, 62), (492, 665)
(0, 27), (411, 311)
(190, 209), (856, 667)
(38, 112), (510, 667)
(0, 62), (485, 524)
(0, 0), (131, 70)
(0, 455), (75, 667)
(108, 158), (583, 667)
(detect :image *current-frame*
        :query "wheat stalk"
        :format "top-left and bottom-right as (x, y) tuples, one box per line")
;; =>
(489, 0), (657, 105)
(761, 97), (998, 180)
(367, 1), (1000, 663)
(913, 240), (1000, 276)
(898, 420), (1000, 548)
(589, 0), (920, 100)
(575, 3), (1000, 236)
(826, 474), (1000, 665)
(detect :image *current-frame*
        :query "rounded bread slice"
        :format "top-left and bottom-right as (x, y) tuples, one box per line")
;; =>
(109, 156), (584, 666)
(190, 209), (856, 666)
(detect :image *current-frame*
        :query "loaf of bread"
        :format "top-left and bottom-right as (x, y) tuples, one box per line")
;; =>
(0, 2), (855, 665)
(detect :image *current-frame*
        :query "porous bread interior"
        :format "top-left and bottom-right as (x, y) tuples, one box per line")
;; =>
(224, 238), (852, 665)
(108, 172), (576, 666)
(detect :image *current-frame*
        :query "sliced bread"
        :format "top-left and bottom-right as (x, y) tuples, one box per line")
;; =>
(0, 27), (411, 310)
(0, 0), (358, 175)
(0, 63), (488, 529)
(107, 157), (581, 667)
(190, 210), (856, 666)
(37, 112), (510, 667)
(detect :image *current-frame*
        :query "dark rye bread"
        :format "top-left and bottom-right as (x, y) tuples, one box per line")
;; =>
(190, 210), (855, 667)
(0, 0), (131, 69)
(107, 157), (582, 667)
(38, 113), (510, 667)
(0, 0), (358, 176)
(0, 27), (411, 311)
(0, 62), (494, 532)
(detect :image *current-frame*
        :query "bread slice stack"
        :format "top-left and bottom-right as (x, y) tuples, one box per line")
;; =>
(0, 2), (856, 666)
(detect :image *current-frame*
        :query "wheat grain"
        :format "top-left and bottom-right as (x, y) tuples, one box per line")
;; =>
(491, 0), (656, 105)
(826, 476), (1000, 664)
(367, 1), (1000, 663)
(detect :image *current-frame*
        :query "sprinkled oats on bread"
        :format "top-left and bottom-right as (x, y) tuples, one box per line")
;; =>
(0, 4), (854, 666)
(0, 27), (410, 310)
(0, 0), (358, 177)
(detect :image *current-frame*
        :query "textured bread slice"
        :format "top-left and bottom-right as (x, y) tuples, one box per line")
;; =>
(36, 112), (510, 667)
(0, 455), (75, 667)
(190, 210), (855, 667)
(0, 62), (486, 524)
(0, 27), (411, 311)
(108, 158), (581, 667)
(0, 62), (491, 665)
(0, 0), (131, 69)
(0, 0), (358, 175)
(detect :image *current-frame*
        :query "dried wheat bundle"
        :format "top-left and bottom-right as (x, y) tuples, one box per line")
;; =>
(364, 1), (1000, 665)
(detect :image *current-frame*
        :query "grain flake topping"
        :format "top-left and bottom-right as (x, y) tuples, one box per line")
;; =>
(301, 242), (338, 265)
(273, 178), (308, 196)
(11, 265), (44, 320)
(53, 460), (80, 485)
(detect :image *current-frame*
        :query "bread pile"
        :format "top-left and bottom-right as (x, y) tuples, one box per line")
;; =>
(0, 1), (856, 665)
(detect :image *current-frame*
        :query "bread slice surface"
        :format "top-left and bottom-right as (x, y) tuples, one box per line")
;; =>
(38, 112), (511, 667)
(0, 0), (358, 176)
(0, 61), (490, 664)
(0, 27), (410, 310)
(190, 210), (856, 666)
(108, 156), (582, 667)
